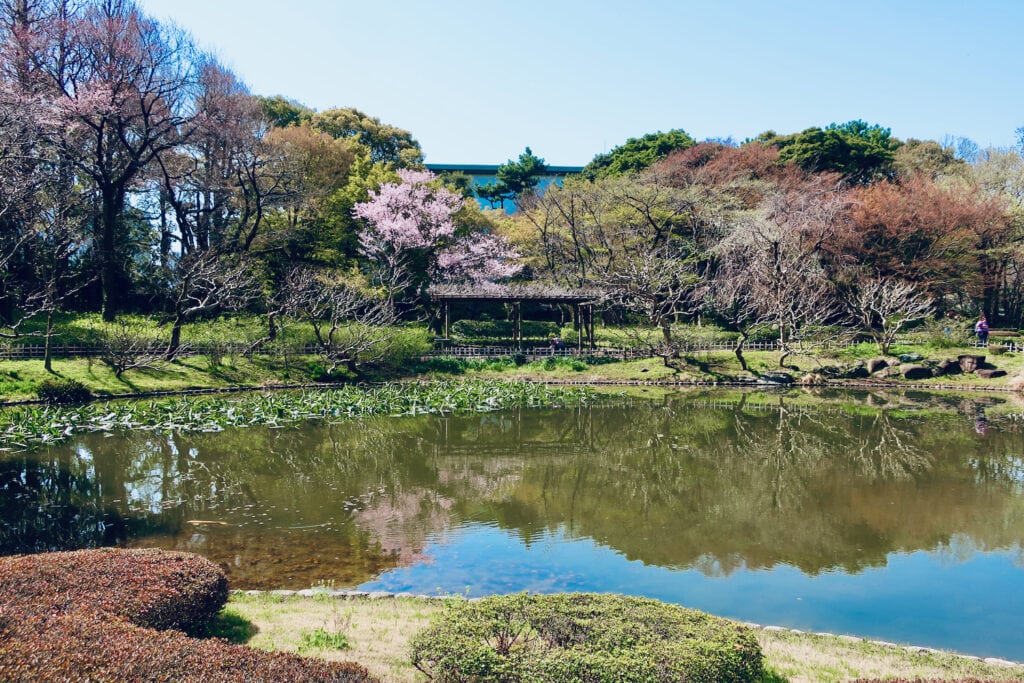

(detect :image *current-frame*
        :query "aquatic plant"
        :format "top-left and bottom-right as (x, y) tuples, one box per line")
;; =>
(0, 381), (595, 451)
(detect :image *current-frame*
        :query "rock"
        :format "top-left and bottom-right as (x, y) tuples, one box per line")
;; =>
(866, 358), (888, 373)
(900, 364), (933, 380)
(842, 366), (870, 379)
(983, 657), (1018, 667)
(270, 590), (295, 597)
(757, 372), (794, 385)
(975, 369), (1007, 379)
(873, 366), (901, 378)
(296, 589), (316, 598)
(958, 354), (985, 373)
(935, 359), (960, 376)
(798, 373), (825, 385)
(898, 353), (924, 363)
(368, 591), (393, 600)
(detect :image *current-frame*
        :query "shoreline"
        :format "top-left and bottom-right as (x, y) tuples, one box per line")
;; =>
(2, 375), (1021, 408)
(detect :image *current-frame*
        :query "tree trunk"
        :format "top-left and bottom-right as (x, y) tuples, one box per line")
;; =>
(165, 315), (183, 361)
(267, 311), (278, 341)
(43, 309), (54, 373)
(734, 332), (749, 372)
(100, 189), (122, 322)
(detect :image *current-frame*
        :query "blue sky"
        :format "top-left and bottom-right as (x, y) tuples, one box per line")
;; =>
(136, 0), (1023, 166)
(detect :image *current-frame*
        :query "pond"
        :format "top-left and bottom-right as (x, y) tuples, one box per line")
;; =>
(2, 388), (1024, 660)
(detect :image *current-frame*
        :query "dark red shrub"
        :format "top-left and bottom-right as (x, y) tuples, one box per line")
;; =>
(0, 548), (378, 682)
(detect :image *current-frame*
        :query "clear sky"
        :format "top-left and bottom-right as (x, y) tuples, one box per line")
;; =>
(136, 0), (1023, 166)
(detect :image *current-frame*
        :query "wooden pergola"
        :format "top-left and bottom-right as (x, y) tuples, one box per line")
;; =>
(428, 284), (603, 351)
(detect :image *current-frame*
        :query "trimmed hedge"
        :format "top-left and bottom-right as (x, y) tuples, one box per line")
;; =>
(36, 378), (92, 404)
(0, 548), (378, 683)
(410, 592), (763, 683)
(451, 319), (560, 340)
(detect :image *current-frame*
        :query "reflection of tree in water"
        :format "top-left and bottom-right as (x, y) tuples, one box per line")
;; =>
(465, 393), (1024, 576)
(0, 454), (127, 553)
(5, 390), (1024, 584)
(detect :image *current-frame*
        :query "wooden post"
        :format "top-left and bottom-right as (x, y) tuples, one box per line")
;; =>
(443, 301), (450, 340)
(587, 304), (595, 350)
(575, 303), (582, 351)
(514, 302), (522, 350)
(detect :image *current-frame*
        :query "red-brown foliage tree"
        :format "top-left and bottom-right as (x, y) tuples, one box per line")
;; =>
(838, 178), (1012, 317)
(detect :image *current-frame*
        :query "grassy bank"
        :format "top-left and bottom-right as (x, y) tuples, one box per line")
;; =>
(218, 593), (1024, 683)
(4, 338), (1024, 404)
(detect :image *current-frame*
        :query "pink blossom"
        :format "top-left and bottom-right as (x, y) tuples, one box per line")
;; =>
(354, 170), (521, 286)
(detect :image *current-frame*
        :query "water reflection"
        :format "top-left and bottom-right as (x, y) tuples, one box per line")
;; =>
(2, 388), (1024, 589)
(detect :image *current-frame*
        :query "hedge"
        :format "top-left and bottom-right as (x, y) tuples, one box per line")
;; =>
(35, 378), (92, 404)
(0, 548), (378, 683)
(451, 319), (560, 340)
(410, 592), (763, 682)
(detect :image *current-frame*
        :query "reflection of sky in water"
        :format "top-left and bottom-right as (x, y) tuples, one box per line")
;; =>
(361, 522), (1024, 660)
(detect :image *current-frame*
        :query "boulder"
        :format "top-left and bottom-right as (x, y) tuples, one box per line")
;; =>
(866, 358), (888, 373)
(757, 372), (794, 385)
(842, 366), (870, 379)
(898, 353), (924, 363)
(935, 359), (961, 376)
(975, 369), (1007, 379)
(899, 364), (933, 380)
(798, 373), (825, 385)
(873, 365), (901, 378)
(958, 355), (985, 373)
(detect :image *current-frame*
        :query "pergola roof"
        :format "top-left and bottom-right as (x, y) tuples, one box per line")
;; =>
(428, 283), (603, 305)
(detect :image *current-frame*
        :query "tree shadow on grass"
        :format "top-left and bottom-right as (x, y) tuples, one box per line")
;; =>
(201, 609), (259, 644)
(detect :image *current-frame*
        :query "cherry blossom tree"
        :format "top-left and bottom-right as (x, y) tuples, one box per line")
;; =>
(352, 169), (520, 304)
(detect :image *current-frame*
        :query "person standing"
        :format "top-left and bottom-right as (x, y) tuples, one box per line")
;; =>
(975, 315), (989, 345)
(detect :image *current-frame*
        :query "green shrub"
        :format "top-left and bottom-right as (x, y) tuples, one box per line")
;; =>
(36, 378), (92, 405)
(0, 548), (378, 683)
(452, 320), (559, 341)
(410, 593), (763, 683)
(377, 326), (432, 367)
(414, 356), (467, 374)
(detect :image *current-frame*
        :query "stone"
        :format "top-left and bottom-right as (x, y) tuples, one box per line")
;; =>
(935, 359), (960, 376)
(757, 372), (794, 385)
(798, 373), (825, 385)
(866, 358), (888, 373)
(975, 369), (1007, 379)
(296, 589), (316, 598)
(900, 364), (933, 380)
(368, 591), (393, 600)
(270, 590), (295, 597)
(958, 354), (985, 373)
(873, 366), (901, 378)
(898, 353), (924, 363)
(983, 657), (1018, 667)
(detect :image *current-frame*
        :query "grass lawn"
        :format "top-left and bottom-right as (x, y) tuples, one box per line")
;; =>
(219, 593), (1024, 683)
(5, 335), (1024, 403)
(0, 354), (328, 402)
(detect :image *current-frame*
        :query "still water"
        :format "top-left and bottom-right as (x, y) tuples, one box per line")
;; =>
(3, 388), (1024, 658)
